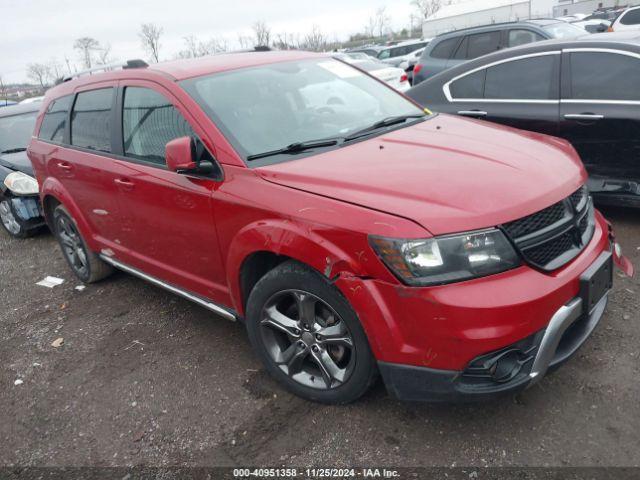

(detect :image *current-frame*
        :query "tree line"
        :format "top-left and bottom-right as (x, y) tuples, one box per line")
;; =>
(22, 0), (444, 90)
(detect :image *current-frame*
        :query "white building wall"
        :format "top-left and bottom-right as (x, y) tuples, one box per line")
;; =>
(553, 0), (639, 16)
(422, 2), (531, 38)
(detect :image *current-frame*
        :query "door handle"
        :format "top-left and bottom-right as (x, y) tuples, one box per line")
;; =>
(564, 113), (604, 121)
(458, 110), (488, 117)
(114, 178), (135, 190)
(56, 161), (73, 171)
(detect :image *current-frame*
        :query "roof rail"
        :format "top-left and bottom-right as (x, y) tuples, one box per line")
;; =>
(62, 59), (149, 82)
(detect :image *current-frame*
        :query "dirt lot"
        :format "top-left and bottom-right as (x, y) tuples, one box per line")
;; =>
(1, 206), (639, 469)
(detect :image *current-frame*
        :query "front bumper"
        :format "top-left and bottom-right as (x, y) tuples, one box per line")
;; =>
(379, 288), (609, 402)
(2, 194), (46, 230)
(334, 211), (619, 402)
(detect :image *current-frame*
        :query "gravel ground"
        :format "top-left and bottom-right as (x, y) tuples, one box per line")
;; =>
(0, 206), (638, 469)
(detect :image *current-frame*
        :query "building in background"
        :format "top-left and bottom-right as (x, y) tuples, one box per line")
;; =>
(421, 0), (635, 37)
(553, 1), (634, 16)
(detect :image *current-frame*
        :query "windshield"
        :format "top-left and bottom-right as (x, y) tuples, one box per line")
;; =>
(0, 111), (38, 152)
(542, 22), (586, 39)
(181, 58), (424, 164)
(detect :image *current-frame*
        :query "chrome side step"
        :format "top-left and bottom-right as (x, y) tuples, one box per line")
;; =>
(99, 254), (237, 322)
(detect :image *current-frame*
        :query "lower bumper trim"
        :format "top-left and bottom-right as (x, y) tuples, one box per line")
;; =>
(380, 288), (610, 403)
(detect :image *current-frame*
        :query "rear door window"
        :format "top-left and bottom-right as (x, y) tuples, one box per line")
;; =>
(122, 87), (195, 165)
(508, 29), (545, 47)
(466, 31), (502, 59)
(620, 8), (640, 25)
(71, 88), (114, 153)
(39, 95), (73, 143)
(485, 55), (558, 100)
(429, 37), (459, 59)
(569, 52), (640, 101)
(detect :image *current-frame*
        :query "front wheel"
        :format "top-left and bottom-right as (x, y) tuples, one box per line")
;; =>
(246, 261), (376, 404)
(0, 198), (36, 239)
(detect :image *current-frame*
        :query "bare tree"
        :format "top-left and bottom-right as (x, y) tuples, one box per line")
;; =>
(139, 23), (163, 62)
(74, 37), (100, 69)
(364, 16), (378, 38)
(252, 21), (271, 47)
(26, 63), (52, 90)
(412, 0), (442, 19)
(48, 58), (64, 83)
(301, 25), (328, 52)
(96, 44), (113, 65)
(178, 35), (229, 59)
(375, 7), (391, 38)
(0, 76), (7, 101)
(274, 32), (298, 50)
(64, 55), (74, 75)
(237, 34), (254, 49)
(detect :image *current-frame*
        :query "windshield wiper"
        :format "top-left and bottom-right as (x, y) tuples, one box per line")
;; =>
(247, 138), (340, 161)
(1, 148), (27, 154)
(344, 114), (426, 142)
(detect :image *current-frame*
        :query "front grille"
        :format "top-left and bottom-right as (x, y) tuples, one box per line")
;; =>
(502, 186), (594, 271)
(502, 202), (567, 239)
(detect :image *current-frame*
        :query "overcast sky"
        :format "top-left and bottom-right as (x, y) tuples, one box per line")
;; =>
(2, 0), (417, 84)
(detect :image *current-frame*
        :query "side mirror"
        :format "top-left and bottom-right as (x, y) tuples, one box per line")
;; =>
(596, 24), (607, 32)
(166, 136), (197, 173)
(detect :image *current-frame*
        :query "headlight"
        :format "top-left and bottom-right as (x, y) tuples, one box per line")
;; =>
(370, 229), (521, 286)
(3, 171), (39, 195)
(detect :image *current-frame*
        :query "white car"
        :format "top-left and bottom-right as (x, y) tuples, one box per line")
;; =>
(19, 96), (45, 104)
(610, 6), (640, 31)
(335, 55), (410, 92)
(376, 39), (431, 67)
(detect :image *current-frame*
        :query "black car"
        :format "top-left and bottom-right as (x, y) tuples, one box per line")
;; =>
(0, 103), (46, 237)
(407, 32), (640, 208)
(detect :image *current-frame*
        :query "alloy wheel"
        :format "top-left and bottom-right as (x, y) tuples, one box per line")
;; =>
(260, 289), (356, 390)
(0, 200), (21, 235)
(56, 215), (88, 277)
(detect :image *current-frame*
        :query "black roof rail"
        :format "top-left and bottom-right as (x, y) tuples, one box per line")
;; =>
(62, 59), (149, 82)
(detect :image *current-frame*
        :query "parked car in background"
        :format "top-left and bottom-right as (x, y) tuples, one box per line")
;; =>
(376, 39), (430, 67)
(572, 18), (611, 34)
(609, 5), (640, 32)
(398, 47), (426, 85)
(1, 100), (18, 108)
(413, 20), (586, 85)
(346, 46), (383, 58)
(27, 52), (630, 404)
(20, 96), (45, 104)
(0, 103), (45, 237)
(407, 32), (640, 208)
(336, 54), (410, 92)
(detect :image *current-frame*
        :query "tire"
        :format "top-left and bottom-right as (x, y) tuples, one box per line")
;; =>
(246, 260), (376, 404)
(52, 205), (113, 283)
(0, 197), (35, 239)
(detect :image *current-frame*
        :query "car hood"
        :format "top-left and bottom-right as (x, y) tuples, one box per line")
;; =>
(0, 151), (34, 175)
(256, 114), (586, 236)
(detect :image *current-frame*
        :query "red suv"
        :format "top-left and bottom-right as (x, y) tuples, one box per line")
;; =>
(28, 52), (632, 404)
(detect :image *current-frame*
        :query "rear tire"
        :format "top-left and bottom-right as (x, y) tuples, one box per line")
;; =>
(246, 260), (376, 404)
(52, 205), (113, 283)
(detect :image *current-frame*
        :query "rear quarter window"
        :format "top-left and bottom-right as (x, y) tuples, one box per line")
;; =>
(39, 95), (73, 143)
(429, 37), (459, 59)
(70, 88), (114, 153)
